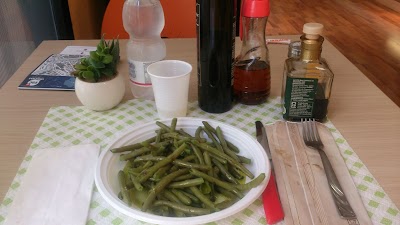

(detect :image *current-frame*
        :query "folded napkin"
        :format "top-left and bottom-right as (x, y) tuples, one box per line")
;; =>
(266, 121), (372, 225)
(4, 144), (100, 225)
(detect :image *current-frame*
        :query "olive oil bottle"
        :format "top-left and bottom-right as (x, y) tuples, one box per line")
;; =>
(282, 23), (334, 121)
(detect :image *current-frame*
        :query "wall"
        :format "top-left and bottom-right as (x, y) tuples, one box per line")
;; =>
(0, 1), (35, 87)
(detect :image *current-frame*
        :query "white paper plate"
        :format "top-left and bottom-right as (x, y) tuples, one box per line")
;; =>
(95, 117), (270, 225)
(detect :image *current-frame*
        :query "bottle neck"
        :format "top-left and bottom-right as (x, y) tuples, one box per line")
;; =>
(300, 34), (324, 61)
(241, 16), (268, 47)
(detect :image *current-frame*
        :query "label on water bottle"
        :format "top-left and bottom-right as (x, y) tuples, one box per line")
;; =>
(128, 60), (154, 86)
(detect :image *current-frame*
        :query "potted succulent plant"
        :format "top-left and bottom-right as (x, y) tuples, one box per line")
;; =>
(72, 36), (125, 111)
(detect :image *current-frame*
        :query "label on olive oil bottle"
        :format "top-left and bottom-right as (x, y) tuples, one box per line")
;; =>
(283, 78), (317, 119)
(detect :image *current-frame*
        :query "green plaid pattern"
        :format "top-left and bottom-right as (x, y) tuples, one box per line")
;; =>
(0, 97), (398, 225)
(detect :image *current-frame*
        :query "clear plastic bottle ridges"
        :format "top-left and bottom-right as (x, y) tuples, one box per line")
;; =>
(234, 0), (271, 105)
(122, 0), (166, 100)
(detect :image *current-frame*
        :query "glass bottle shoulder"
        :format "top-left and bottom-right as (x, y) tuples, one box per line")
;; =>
(284, 57), (334, 79)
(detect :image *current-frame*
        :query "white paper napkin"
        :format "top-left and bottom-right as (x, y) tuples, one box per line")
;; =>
(4, 144), (100, 225)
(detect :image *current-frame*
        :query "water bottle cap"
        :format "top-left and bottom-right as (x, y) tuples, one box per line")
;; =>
(242, 0), (270, 17)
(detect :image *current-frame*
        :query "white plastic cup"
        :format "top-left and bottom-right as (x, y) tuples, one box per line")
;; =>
(147, 60), (192, 119)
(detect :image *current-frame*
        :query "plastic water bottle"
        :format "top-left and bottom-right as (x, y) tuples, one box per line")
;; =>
(122, 0), (166, 100)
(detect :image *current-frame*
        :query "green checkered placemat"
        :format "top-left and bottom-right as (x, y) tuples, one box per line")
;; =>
(0, 97), (398, 225)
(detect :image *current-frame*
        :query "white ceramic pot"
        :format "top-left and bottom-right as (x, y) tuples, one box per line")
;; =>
(75, 73), (125, 111)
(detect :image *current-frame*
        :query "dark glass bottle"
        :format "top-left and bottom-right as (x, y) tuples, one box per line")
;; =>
(196, 0), (236, 113)
(234, 0), (270, 105)
(282, 23), (334, 122)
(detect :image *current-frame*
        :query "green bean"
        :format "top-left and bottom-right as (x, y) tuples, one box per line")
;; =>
(155, 130), (163, 143)
(181, 189), (201, 203)
(237, 155), (252, 164)
(133, 155), (166, 163)
(162, 189), (181, 203)
(203, 152), (215, 197)
(118, 171), (131, 206)
(142, 169), (189, 211)
(216, 126), (228, 150)
(189, 186), (218, 211)
(173, 174), (194, 181)
(195, 126), (207, 143)
(171, 189), (192, 205)
(137, 143), (187, 183)
(170, 118), (177, 132)
(226, 141), (240, 153)
(229, 165), (244, 180)
(172, 160), (211, 171)
(190, 143), (205, 165)
(223, 147), (240, 162)
(130, 174), (143, 191)
(215, 186), (238, 200)
(159, 190), (187, 216)
(215, 200), (235, 209)
(192, 140), (254, 179)
(123, 161), (133, 173)
(190, 169), (237, 191)
(173, 137), (179, 149)
(212, 158), (239, 184)
(202, 121), (217, 134)
(170, 155), (197, 172)
(169, 178), (205, 188)
(203, 152), (213, 176)
(153, 200), (212, 215)
(161, 132), (189, 141)
(208, 152), (228, 164)
(212, 127), (240, 161)
(156, 121), (172, 132)
(235, 173), (266, 190)
(178, 128), (192, 138)
(202, 124), (224, 152)
(228, 188), (245, 198)
(152, 166), (171, 181)
(127, 161), (154, 174)
(200, 181), (212, 194)
(119, 147), (151, 161)
(110, 136), (157, 153)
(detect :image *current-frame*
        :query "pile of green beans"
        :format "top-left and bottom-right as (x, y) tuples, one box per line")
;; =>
(111, 118), (265, 217)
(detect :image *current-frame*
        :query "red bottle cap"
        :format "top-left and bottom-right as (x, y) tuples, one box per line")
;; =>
(242, 0), (270, 17)
(239, 0), (270, 39)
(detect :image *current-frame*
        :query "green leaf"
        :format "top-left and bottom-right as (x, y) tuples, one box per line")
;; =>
(80, 57), (89, 65)
(74, 64), (87, 70)
(103, 47), (110, 54)
(90, 51), (100, 61)
(102, 54), (113, 64)
(82, 71), (95, 81)
(93, 68), (101, 78)
(111, 39), (120, 63)
(89, 58), (105, 69)
(102, 67), (114, 76)
(87, 65), (95, 71)
(99, 36), (105, 50)
(110, 39), (115, 51)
